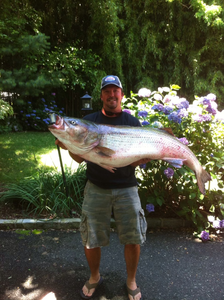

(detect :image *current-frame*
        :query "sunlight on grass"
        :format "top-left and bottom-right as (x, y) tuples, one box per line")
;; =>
(39, 148), (80, 171)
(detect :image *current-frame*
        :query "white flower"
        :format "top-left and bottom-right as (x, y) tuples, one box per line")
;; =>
(207, 93), (216, 101)
(138, 88), (151, 97)
(154, 93), (162, 101)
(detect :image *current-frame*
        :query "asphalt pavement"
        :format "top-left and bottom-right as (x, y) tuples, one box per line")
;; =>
(1, 228), (224, 300)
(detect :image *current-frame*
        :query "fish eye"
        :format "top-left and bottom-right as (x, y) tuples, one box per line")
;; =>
(70, 120), (78, 125)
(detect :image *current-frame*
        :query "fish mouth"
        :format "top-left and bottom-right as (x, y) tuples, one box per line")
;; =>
(48, 115), (65, 130)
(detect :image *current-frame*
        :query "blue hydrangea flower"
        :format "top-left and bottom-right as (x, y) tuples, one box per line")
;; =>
(20, 111), (23, 113)
(36, 117), (40, 119)
(146, 204), (155, 212)
(164, 168), (174, 178)
(31, 113), (36, 116)
(152, 104), (164, 112)
(201, 231), (209, 241)
(41, 98), (46, 102)
(140, 163), (147, 169)
(168, 112), (182, 124)
(176, 99), (189, 109)
(27, 101), (32, 104)
(26, 114), (31, 117)
(138, 111), (148, 118)
(163, 106), (173, 115)
(142, 121), (150, 126)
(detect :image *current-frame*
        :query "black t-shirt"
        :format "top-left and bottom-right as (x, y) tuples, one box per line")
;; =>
(83, 111), (141, 189)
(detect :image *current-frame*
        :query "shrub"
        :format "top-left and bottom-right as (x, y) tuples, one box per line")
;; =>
(122, 85), (224, 231)
(0, 164), (87, 218)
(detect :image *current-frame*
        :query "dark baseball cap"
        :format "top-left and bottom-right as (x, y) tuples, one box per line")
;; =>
(101, 75), (123, 90)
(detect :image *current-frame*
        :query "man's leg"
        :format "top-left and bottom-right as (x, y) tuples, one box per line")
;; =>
(82, 247), (101, 297)
(125, 244), (142, 300)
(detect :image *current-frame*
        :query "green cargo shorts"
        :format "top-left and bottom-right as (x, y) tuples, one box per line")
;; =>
(79, 180), (147, 249)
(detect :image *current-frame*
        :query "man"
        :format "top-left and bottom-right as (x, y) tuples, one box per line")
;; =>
(56, 75), (148, 300)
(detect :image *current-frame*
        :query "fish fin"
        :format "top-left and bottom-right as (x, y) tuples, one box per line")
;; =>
(195, 168), (211, 195)
(95, 146), (115, 157)
(100, 163), (117, 173)
(163, 158), (187, 168)
(159, 128), (175, 136)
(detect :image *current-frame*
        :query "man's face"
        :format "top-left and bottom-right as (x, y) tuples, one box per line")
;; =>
(101, 85), (124, 111)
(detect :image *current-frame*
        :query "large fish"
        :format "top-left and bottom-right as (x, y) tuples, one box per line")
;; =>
(48, 115), (211, 194)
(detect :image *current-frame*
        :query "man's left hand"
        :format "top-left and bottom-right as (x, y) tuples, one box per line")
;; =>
(131, 158), (151, 167)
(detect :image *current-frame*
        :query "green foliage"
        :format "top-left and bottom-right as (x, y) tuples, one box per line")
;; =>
(0, 165), (87, 217)
(0, 99), (13, 119)
(122, 85), (224, 230)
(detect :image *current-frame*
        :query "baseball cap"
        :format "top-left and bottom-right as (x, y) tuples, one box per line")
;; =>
(101, 75), (123, 90)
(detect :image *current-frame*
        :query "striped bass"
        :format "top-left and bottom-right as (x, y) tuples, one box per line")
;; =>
(48, 115), (211, 194)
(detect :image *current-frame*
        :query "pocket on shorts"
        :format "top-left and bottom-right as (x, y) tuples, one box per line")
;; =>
(139, 208), (147, 239)
(79, 213), (88, 245)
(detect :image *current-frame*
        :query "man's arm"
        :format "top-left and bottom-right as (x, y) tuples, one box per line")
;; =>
(55, 139), (84, 164)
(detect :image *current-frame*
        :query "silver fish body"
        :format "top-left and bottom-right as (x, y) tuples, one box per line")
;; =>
(48, 116), (211, 194)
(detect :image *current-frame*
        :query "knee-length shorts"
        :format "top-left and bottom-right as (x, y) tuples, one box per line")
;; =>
(79, 181), (147, 249)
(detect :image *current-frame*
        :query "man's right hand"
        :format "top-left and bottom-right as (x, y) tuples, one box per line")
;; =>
(55, 139), (68, 150)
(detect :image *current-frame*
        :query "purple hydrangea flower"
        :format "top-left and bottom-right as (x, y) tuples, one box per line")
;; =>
(142, 121), (150, 126)
(52, 93), (56, 96)
(220, 220), (224, 228)
(152, 104), (164, 112)
(163, 106), (173, 115)
(177, 108), (188, 118)
(202, 114), (212, 122)
(206, 105), (217, 115)
(164, 168), (174, 178)
(123, 109), (131, 114)
(168, 112), (182, 124)
(201, 231), (209, 241)
(178, 137), (189, 145)
(138, 111), (148, 118)
(192, 114), (204, 122)
(146, 204), (155, 212)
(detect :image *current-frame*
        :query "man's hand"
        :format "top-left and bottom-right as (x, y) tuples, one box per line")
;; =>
(131, 158), (151, 167)
(55, 139), (84, 163)
(55, 139), (68, 150)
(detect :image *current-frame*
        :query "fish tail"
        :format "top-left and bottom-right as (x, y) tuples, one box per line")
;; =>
(196, 167), (212, 195)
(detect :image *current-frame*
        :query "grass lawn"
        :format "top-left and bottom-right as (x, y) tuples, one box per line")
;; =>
(0, 131), (78, 184)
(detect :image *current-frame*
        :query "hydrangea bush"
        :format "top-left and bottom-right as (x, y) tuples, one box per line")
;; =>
(2, 93), (66, 132)
(122, 85), (224, 231)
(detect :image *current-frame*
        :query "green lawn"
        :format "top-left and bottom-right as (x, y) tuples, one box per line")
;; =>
(0, 131), (78, 183)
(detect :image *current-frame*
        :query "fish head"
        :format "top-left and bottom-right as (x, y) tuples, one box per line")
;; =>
(48, 115), (100, 154)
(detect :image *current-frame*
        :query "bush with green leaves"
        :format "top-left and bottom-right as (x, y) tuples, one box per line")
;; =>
(122, 85), (224, 231)
(0, 164), (87, 218)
